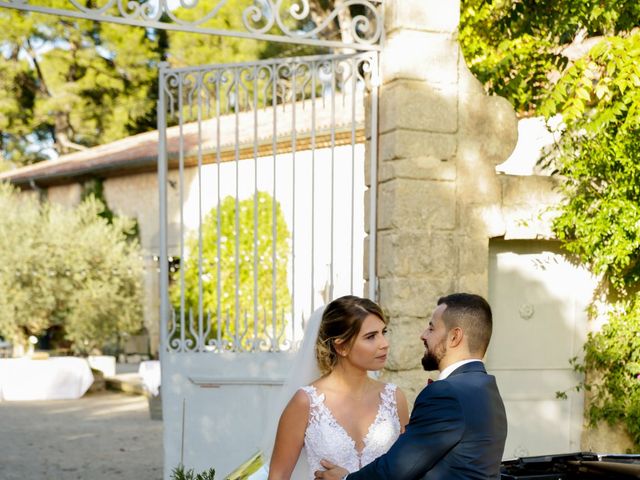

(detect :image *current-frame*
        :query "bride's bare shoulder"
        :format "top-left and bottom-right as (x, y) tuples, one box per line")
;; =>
(286, 388), (311, 412)
(276, 389), (311, 438)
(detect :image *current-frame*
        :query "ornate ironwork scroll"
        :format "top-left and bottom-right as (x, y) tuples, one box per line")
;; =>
(0, 0), (383, 50)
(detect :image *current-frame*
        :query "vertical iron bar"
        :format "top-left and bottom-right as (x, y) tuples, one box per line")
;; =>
(350, 57), (357, 294)
(216, 71), (222, 339)
(291, 62), (297, 341)
(253, 66), (259, 346)
(310, 61), (317, 314)
(271, 63), (278, 350)
(158, 63), (169, 358)
(197, 72), (204, 351)
(178, 73), (186, 343)
(368, 53), (379, 301)
(234, 68), (241, 337)
(329, 59), (336, 300)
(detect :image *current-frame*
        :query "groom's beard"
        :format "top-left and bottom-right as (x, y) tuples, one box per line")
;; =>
(421, 350), (439, 371)
(421, 339), (445, 371)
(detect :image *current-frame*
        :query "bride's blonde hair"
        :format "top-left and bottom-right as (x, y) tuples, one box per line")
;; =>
(315, 295), (387, 374)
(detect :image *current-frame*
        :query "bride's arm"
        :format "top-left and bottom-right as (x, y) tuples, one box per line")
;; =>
(396, 388), (410, 433)
(268, 390), (310, 480)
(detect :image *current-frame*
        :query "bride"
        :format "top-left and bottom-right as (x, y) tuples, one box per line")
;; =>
(265, 295), (409, 480)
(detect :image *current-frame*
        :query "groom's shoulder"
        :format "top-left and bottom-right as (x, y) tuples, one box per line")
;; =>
(415, 378), (458, 404)
(412, 381), (464, 420)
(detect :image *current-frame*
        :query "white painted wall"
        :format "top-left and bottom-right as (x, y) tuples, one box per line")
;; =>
(487, 240), (596, 459)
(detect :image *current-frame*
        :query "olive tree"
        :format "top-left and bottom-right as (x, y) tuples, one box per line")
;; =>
(0, 183), (143, 353)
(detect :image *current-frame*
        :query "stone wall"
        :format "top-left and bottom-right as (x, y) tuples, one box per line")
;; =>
(374, 0), (634, 455)
(374, 0), (517, 400)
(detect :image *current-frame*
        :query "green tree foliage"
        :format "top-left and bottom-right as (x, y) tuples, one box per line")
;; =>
(539, 32), (640, 447)
(460, 0), (640, 449)
(0, 3), (165, 166)
(0, 183), (144, 353)
(0, 0), (362, 167)
(460, 0), (640, 115)
(167, 0), (267, 69)
(170, 192), (291, 343)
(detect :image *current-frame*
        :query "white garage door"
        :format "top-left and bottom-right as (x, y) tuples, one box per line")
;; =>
(487, 239), (596, 459)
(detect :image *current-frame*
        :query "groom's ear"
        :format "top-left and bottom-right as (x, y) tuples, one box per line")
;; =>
(448, 327), (464, 348)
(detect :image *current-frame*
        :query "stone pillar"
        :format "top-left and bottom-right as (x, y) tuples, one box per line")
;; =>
(373, 0), (518, 401)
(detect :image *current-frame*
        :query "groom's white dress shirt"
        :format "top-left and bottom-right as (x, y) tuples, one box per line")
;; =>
(437, 359), (483, 380)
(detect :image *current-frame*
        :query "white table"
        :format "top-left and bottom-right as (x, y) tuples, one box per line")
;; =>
(138, 360), (161, 396)
(0, 357), (94, 401)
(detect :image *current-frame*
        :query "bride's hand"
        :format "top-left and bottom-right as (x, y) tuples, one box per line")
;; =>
(314, 460), (348, 479)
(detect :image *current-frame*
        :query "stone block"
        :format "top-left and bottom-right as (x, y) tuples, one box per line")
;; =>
(379, 157), (456, 183)
(363, 235), (370, 280)
(501, 175), (561, 208)
(378, 277), (455, 318)
(458, 237), (489, 276)
(460, 203), (506, 239)
(379, 81), (458, 135)
(363, 187), (374, 233)
(364, 139), (373, 187)
(364, 92), (373, 138)
(385, 320), (424, 371)
(457, 273), (488, 298)
(377, 231), (457, 278)
(375, 130), (458, 182)
(455, 141), (504, 204)
(459, 90), (519, 167)
(377, 178), (456, 231)
(380, 130), (457, 164)
(502, 207), (557, 240)
(382, 31), (459, 84)
(498, 175), (561, 240)
(385, 0), (460, 35)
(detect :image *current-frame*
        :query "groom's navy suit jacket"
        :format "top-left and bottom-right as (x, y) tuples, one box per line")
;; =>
(347, 361), (507, 480)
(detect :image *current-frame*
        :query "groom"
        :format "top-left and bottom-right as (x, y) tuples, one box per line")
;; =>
(315, 293), (507, 480)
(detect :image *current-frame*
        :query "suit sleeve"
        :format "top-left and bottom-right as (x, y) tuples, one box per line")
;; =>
(347, 382), (464, 480)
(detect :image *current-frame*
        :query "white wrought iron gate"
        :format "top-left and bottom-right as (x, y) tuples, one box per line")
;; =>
(0, 1), (382, 477)
(157, 51), (378, 477)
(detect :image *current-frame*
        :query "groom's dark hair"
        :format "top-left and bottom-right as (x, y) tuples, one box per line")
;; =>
(437, 293), (492, 356)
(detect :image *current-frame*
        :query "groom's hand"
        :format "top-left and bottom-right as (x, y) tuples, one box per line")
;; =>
(314, 459), (348, 479)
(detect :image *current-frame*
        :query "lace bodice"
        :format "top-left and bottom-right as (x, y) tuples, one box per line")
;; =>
(299, 383), (401, 478)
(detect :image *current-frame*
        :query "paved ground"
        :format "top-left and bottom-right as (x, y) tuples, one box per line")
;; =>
(0, 391), (163, 480)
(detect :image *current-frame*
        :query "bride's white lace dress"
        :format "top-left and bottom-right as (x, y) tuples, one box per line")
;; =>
(300, 383), (401, 478)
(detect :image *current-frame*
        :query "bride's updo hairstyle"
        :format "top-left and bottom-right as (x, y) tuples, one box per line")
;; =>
(315, 295), (387, 374)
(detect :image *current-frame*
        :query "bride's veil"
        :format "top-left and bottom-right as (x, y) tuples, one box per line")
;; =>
(251, 305), (325, 479)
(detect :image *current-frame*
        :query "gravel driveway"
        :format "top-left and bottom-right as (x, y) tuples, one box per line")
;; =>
(0, 391), (163, 480)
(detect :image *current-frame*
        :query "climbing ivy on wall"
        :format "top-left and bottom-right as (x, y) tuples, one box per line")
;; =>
(540, 33), (640, 449)
(460, 1), (640, 449)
